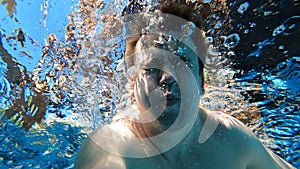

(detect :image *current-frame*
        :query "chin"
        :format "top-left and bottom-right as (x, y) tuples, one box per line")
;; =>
(157, 101), (181, 129)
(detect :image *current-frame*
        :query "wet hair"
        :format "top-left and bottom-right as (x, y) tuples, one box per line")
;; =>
(124, 0), (211, 88)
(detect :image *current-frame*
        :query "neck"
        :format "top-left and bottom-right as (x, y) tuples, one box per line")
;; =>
(130, 109), (202, 139)
(130, 119), (168, 138)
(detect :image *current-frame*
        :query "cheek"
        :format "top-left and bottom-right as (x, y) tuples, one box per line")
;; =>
(133, 75), (151, 111)
(132, 73), (159, 102)
(135, 74), (158, 95)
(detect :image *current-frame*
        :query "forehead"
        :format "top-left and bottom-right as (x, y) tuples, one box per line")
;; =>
(134, 34), (199, 62)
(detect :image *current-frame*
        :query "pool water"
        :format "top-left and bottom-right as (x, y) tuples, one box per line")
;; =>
(0, 0), (299, 168)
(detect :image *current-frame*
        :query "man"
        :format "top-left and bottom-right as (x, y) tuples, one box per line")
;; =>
(75, 1), (295, 168)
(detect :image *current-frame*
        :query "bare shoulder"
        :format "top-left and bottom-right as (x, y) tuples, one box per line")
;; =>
(199, 110), (296, 169)
(75, 120), (133, 169)
(200, 110), (256, 139)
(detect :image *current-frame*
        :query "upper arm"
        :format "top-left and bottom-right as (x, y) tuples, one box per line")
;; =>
(75, 137), (127, 169)
(215, 113), (295, 169)
(227, 117), (296, 169)
(246, 140), (296, 169)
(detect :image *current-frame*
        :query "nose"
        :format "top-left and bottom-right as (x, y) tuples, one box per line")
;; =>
(159, 72), (176, 91)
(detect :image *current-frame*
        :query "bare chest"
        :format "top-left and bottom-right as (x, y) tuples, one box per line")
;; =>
(127, 155), (246, 169)
(126, 142), (246, 169)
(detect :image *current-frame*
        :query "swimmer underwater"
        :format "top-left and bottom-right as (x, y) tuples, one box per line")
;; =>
(75, 1), (296, 169)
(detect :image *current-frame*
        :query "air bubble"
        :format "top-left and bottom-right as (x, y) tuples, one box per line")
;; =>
(223, 33), (240, 49)
(237, 2), (249, 15)
(210, 69), (217, 73)
(244, 29), (249, 34)
(205, 37), (213, 44)
(214, 21), (222, 29)
(250, 23), (256, 28)
(181, 22), (195, 37)
(264, 11), (271, 16)
(208, 45), (221, 56)
(227, 51), (235, 56)
(273, 16), (300, 36)
(273, 25), (286, 36)
(278, 45), (284, 50)
(283, 16), (300, 35)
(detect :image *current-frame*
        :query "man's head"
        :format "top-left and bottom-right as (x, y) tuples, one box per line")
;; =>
(123, 1), (208, 128)
(124, 0), (209, 85)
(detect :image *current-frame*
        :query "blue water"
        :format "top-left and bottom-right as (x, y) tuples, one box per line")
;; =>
(0, 117), (86, 168)
(0, 0), (299, 168)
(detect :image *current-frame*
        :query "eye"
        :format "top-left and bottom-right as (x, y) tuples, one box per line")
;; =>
(144, 68), (159, 74)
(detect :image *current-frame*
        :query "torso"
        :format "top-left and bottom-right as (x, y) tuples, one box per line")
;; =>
(125, 109), (249, 169)
(76, 108), (296, 169)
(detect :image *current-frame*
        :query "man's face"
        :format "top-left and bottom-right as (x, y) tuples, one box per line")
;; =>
(130, 37), (201, 128)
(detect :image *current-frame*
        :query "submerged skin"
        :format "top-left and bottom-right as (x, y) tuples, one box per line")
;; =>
(75, 35), (295, 168)
(75, 110), (295, 169)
